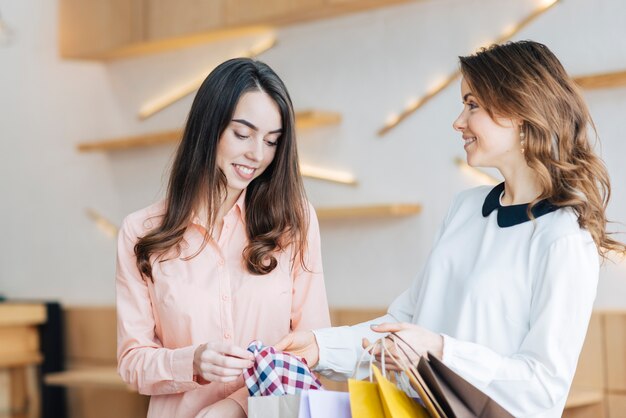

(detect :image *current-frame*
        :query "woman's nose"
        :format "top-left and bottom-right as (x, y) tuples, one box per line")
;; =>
(452, 111), (466, 132)
(246, 138), (264, 162)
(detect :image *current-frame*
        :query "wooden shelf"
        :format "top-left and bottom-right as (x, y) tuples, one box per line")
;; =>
(45, 367), (133, 391)
(77, 110), (342, 152)
(59, 0), (413, 60)
(0, 303), (46, 327)
(293, 110), (341, 130)
(316, 204), (422, 220)
(574, 69), (626, 90)
(565, 389), (604, 409)
(0, 353), (43, 368)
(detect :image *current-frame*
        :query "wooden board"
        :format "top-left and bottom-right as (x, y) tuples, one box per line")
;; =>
(66, 387), (149, 418)
(45, 367), (131, 391)
(606, 392), (626, 418)
(64, 306), (118, 364)
(77, 111), (341, 152)
(604, 311), (626, 391)
(571, 312), (605, 390)
(59, 0), (414, 60)
(563, 388), (605, 418)
(316, 204), (422, 219)
(574, 70), (626, 90)
(0, 304), (46, 327)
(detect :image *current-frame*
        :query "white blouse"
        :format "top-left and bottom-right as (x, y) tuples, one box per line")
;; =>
(313, 184), (599, 418)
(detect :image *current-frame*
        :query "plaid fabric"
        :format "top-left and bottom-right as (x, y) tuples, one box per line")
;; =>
(244, 340), (323, 396)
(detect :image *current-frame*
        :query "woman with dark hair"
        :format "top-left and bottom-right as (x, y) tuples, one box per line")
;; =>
(277, 41), (625, 417)
(116, 58), (330, 418)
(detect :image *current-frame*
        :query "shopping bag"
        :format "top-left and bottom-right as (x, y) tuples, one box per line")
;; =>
(298, 389), (352, 418)
(348, 377), (389, 418)
(386, 336), (445, 418)
(418, 353), (513, 418)
(348, 338), (427, 418)
(372, 364), (430, 418)
(247, 394), (301, 418)
(389, 333), (514, 418)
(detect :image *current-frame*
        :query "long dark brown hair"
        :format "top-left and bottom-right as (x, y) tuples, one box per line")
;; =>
(460, 40), (625, 258)
(135, 58), (309, 281)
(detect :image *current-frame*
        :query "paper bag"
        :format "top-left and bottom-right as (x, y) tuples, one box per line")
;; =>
(372, 364), (430, 418)
(417, 353), (514, 418)
(299, 389), (352, 418)
(348, 378), (389, 418)
(247, 394), (301, 418)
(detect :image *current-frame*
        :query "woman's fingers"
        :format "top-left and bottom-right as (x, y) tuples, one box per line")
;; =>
(370, 322), (410, 333)
(212, 343), (255, 361)
(203, 351), (253, 369)
(274, 334), (293, 351)
(200, 362), (247, 377)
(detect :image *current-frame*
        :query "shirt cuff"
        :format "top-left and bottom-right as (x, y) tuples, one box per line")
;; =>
(441, 333), (501, 388)
(312, 326), (357, 376)
(171, 345), (199, 383)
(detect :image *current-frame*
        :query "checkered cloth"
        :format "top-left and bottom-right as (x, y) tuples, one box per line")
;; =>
(244, 340), (323, 396)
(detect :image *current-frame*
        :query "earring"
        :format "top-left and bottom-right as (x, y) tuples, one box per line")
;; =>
(520, 130), (526, 154)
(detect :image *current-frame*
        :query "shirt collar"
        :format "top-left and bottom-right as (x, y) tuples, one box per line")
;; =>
(191, 189), (246, 229)
(482, 182), (559, 228)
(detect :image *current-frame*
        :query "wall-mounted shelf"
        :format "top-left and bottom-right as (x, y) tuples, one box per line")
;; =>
(316, 204), (422, 220)
(377, 0), (561, 136)
(574, 69), (626, 90)
(454, 157), (500, 185)
(77, 110), (342, 152)
(59, 0), (413, 60)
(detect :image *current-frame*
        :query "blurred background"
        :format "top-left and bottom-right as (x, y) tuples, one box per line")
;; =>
(1, 0), (625, 417)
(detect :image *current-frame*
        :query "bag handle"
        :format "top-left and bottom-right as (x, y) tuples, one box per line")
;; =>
(354, 338), (388, 382)
(390, 332), (423, 362)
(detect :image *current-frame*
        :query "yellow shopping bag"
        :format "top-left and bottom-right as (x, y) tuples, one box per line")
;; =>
(348, 378), (390, 418)
(372, 364), (429, 418)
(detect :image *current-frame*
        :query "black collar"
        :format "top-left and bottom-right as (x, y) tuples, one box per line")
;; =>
(482, 182), (559, 228)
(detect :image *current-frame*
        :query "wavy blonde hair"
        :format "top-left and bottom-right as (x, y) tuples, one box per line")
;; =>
(460, 40), (625, 258)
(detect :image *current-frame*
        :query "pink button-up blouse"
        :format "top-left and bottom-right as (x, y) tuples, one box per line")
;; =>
(116, 192), (330, 417)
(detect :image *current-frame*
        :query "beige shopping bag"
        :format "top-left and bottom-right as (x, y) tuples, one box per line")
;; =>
(247, 394), (301, 418)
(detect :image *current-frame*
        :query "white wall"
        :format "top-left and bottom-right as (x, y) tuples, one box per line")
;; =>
(1, 0), (625, 307)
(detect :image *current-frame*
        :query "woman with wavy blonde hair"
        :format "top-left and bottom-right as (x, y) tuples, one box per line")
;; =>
(277, 41), (625, 418)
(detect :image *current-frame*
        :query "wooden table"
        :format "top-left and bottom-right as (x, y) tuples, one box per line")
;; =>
(0, 303), (46, 418)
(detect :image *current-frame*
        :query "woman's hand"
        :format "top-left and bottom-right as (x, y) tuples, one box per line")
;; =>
(193, 342), (255, 383)
(195, 398), (246, 418)
(364, 322), (444, 370)
(274, 331), (320, 368)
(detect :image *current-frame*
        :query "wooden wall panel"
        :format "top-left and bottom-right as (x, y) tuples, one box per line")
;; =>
(604, 311), (626, 392)
(606, 393), (626, 418)
(59, 0), (144, 58)
(331, 307), (388, 327)
(64, 306), (118, 365)
(59, 0), (415, 59)
(572, 312), (605, 390)
(66, 387), (149, 418)
(145, 0), (225, 40)
(225, 0), (325, 26)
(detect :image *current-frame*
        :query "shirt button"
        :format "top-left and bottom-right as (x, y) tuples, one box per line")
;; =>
(224, 332), (231, 339)
(222, 295), (229, 301)
(218, 258), (225, 266)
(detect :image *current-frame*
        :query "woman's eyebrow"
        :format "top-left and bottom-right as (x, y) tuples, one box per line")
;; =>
(462, 93), (474, 102)
(232, 119), (282, 134)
